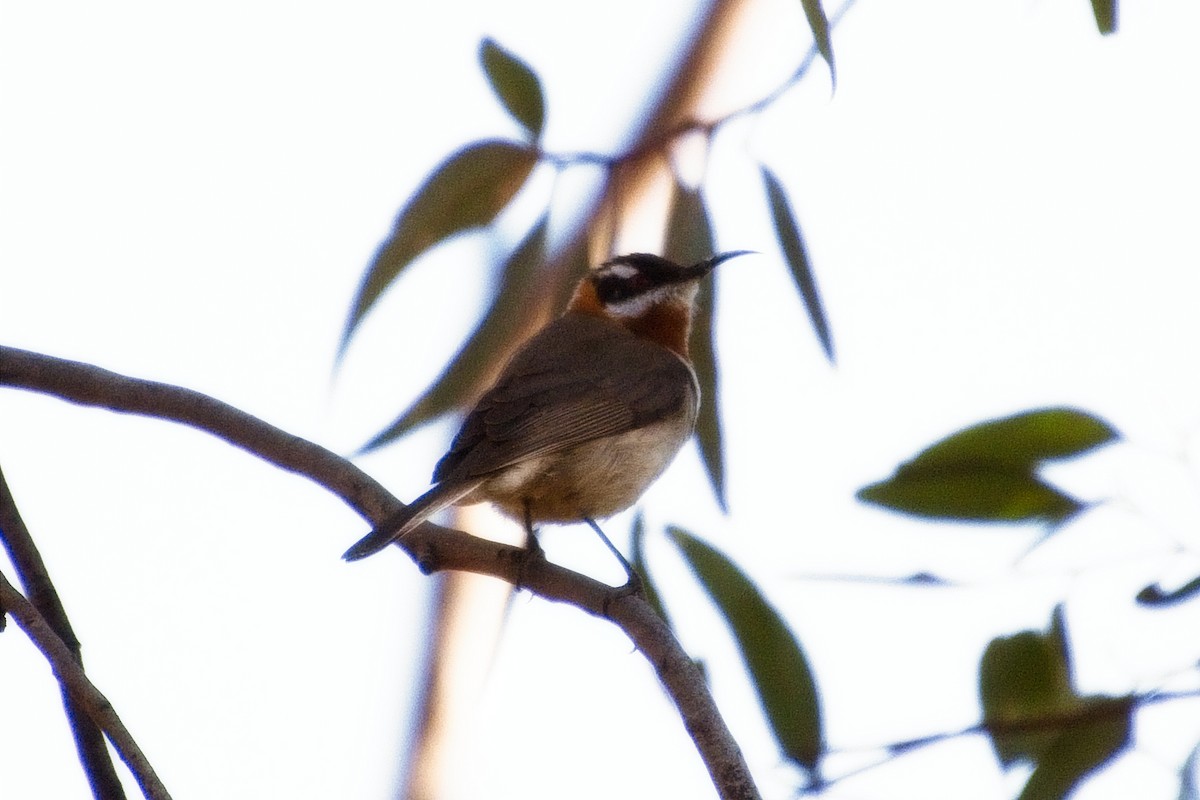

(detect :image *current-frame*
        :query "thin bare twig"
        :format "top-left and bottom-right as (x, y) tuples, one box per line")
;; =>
(0, 570), (171, 800)
(805, 689), (1200, 795)
(0, 463), (127, 799)
(539, 0), (858, 173)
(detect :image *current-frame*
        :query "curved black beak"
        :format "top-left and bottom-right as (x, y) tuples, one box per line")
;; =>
(689, 249), (756, 278)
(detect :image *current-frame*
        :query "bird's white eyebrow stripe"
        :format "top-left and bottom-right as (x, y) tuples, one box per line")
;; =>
(598, 262), (638, 279)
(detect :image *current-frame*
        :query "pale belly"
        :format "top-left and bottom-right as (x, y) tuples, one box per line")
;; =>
(462, 413), (696, 523)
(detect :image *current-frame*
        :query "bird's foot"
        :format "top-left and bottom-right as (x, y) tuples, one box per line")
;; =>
(601, 571), (644, 617)
(513, 532), (547, 591)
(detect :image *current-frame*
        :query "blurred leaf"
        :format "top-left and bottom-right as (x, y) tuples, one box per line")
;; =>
(1047, 604), (1072, 676)
(479, 38), (546, 139)
(798, 0), (836, 88)
(980, 607), (1132, 798)
(858, 469), (1082, 524)
(1179, 740), (1200, 800)
(691, 280), (724, 511)
(980, 607), (1075, 765)
(664, 183), (717, 266)
(906, 408), (1118, 473)
(1137, 575), (1200, 607)
(358, 216), (548, 454)
(664, 183), (726, 511)
(857, 408), (1117, 524)
(1015, 700), (1131, 800)
(669, 527), (823, 773)
(629, 513), (672, 628)
(549, 233), (591, 312)
(1090, 0), (1117, 35)
(338, 141), (538, 358)
(761, 166), (834, 363)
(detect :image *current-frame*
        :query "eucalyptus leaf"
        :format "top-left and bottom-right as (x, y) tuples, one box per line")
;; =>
(979, 612), (1075, 765)
(761, 166), (834, 362)
(664, 183), (727, 511)
(979, 606), (1132, 797)
(480, 38), (546, 139)
(1089, 0), (1117, 35)
(669, 527), (823, 773)
(799, 0), (836, 88)
(629, 513), (672, 628)
(1136, 575), (1200, 607)
(857, 469), (1081, 524)
(1015, 699), (1131, 800)
(857, 408), (1117, 524)
(339, 140), (537, 358)
(905, 408), (1118, 474)
(358, 216), (548, 453)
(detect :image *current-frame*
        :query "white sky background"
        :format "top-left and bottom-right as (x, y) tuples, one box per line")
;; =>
(3, 1), (1200, 799)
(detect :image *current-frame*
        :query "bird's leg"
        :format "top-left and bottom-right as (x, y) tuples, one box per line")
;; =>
(515, 499), (546, 590)
(522, 500), (546, 560)
(584, 517), (644, 599)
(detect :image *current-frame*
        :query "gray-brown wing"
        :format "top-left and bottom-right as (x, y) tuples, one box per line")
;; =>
(432, 312), (696, 483)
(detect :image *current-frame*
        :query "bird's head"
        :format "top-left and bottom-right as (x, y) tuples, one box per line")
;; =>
(569, 251), (752, 356)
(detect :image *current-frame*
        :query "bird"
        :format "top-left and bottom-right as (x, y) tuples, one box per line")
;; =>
(342, 250), (750, 581)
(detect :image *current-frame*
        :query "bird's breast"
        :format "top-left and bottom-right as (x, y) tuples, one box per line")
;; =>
(465, 393), (698, 523)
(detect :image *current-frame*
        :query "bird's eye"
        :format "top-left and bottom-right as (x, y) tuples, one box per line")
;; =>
(628, 273), (651, 292)
(595, 268), (658, 306)
(596, 275), (631, 303)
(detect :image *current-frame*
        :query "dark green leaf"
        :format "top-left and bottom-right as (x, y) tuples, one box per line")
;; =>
(664, 183), (726, 511)
(479, 38), (546, 139)
(1048, 604), (1073, 677)
(906, 408), (1119, 474)
(1089, 0), (1117, 35)
(338, 141), (538, 358)
(358, 216), (548, 453)
(691, 281), (724, 511)
(980, 616), (1075, 765)
(857, 408), (1117, 524)
(669, 527), (823, 772)
(799, 0), (837, 88)
(629, 513), (672, 628)
(1136, 575), (1200, 607)
(663, 183), (717, 267)
(857, 469), (1082, 524)
(1015, 699), (1131, 800)
(981, 609), (1131, 798)
(761, 166), (834, 363)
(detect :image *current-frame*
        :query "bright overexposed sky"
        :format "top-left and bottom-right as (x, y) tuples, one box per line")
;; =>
(4, 2), (1200, 799)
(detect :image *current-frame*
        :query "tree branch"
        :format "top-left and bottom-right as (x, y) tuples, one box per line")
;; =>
(0, 345), (761, 800)
(0, 570), (171, 800)
(0, 463), (127, 799)
(539, 0), (858, 173)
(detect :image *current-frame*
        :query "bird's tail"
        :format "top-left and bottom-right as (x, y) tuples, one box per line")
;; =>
(342, 480), (483, 561)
